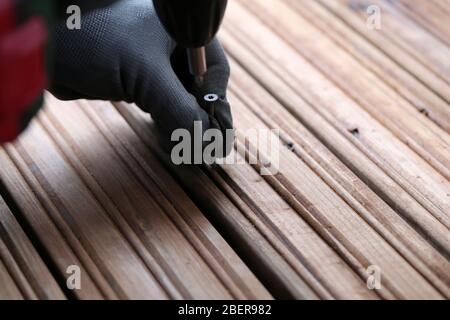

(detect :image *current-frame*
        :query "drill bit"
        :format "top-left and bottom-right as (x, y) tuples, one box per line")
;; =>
(187, 47), (207, 86)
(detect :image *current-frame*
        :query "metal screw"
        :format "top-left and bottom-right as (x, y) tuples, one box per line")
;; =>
(204, 94), (219, 102)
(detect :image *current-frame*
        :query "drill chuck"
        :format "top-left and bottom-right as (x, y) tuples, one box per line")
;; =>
(153, 0), (228, 84)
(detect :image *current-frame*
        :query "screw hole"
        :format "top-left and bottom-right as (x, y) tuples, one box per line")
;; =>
(349, 128), (360, 137)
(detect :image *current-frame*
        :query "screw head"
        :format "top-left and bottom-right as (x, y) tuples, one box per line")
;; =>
(204, 94), (219, 102)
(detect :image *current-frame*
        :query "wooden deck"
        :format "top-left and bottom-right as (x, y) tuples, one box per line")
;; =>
(0, 0), (449, 299)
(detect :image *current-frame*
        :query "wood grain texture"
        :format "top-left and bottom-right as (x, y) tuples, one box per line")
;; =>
(234, 97), (442, 299)
(228, 59), (450, 297)
(0, 196), (65, 300)
(44, 95), (270, 299)
(1, 0), (449, 300)
(232, 0), (450, 182)
(318, 0), (450, 103)
(221, 2), (450, 232)
(0, 148), (114, 299)
(116, 101), (375, 299)
(225, 48), (450, 258)
(0, 257), (23, 300)
(284, 0), (450, 133)
(115, 101), (317, 299)
(349, 0), (450, 84)
(387, 0), (450, 45)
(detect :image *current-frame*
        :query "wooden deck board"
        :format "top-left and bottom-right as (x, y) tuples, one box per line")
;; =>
(0, 196), (64, 299)
(318, 0), (450, 103)
(0, 257), (23, 300)
(221, 7), (450, 231)
(228, 60), (450, 296)
(286, 0), (450, 133)
(0, 0), (448, 299)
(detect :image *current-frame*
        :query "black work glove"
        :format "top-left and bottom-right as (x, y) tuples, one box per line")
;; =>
(55, 0), (120, 15)
(51, 0), (233, 158)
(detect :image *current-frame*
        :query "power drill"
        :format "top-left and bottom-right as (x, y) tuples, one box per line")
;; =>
(153, 0), (228, 86)
(0, 0), (119, 143)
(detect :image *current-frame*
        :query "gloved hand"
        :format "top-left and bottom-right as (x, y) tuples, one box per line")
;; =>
(51, 0), (233, 158)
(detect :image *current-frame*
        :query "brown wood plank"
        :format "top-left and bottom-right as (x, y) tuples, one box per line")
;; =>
(283, 0), (450, 133)
(214, 151), (377, 299)
(220, 34), (450, 268)
(239, 0), (450, 181)
(220, 3), (450, 232)
(433, 0), (450, 16)
(85, 102), (271, 300)
(8, 121), (169, 299)
(225, 52), (450, 256)
(0, 210), (36, 300)
(340, 0), (450, 84)
(1, 0), (448, 300)
(41, 94), (270, 299)
(0, 196), (65, 299)
(0, 148), (115, 299)
(230, 92), (443, 299)
(0, 257), (23, 300)
(112, 85), (444, 299)
(386, 0), (450, 46)
(115, 102), (321, 299)
(317, 0), (450, 103)
(228, 58), (450, 297)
